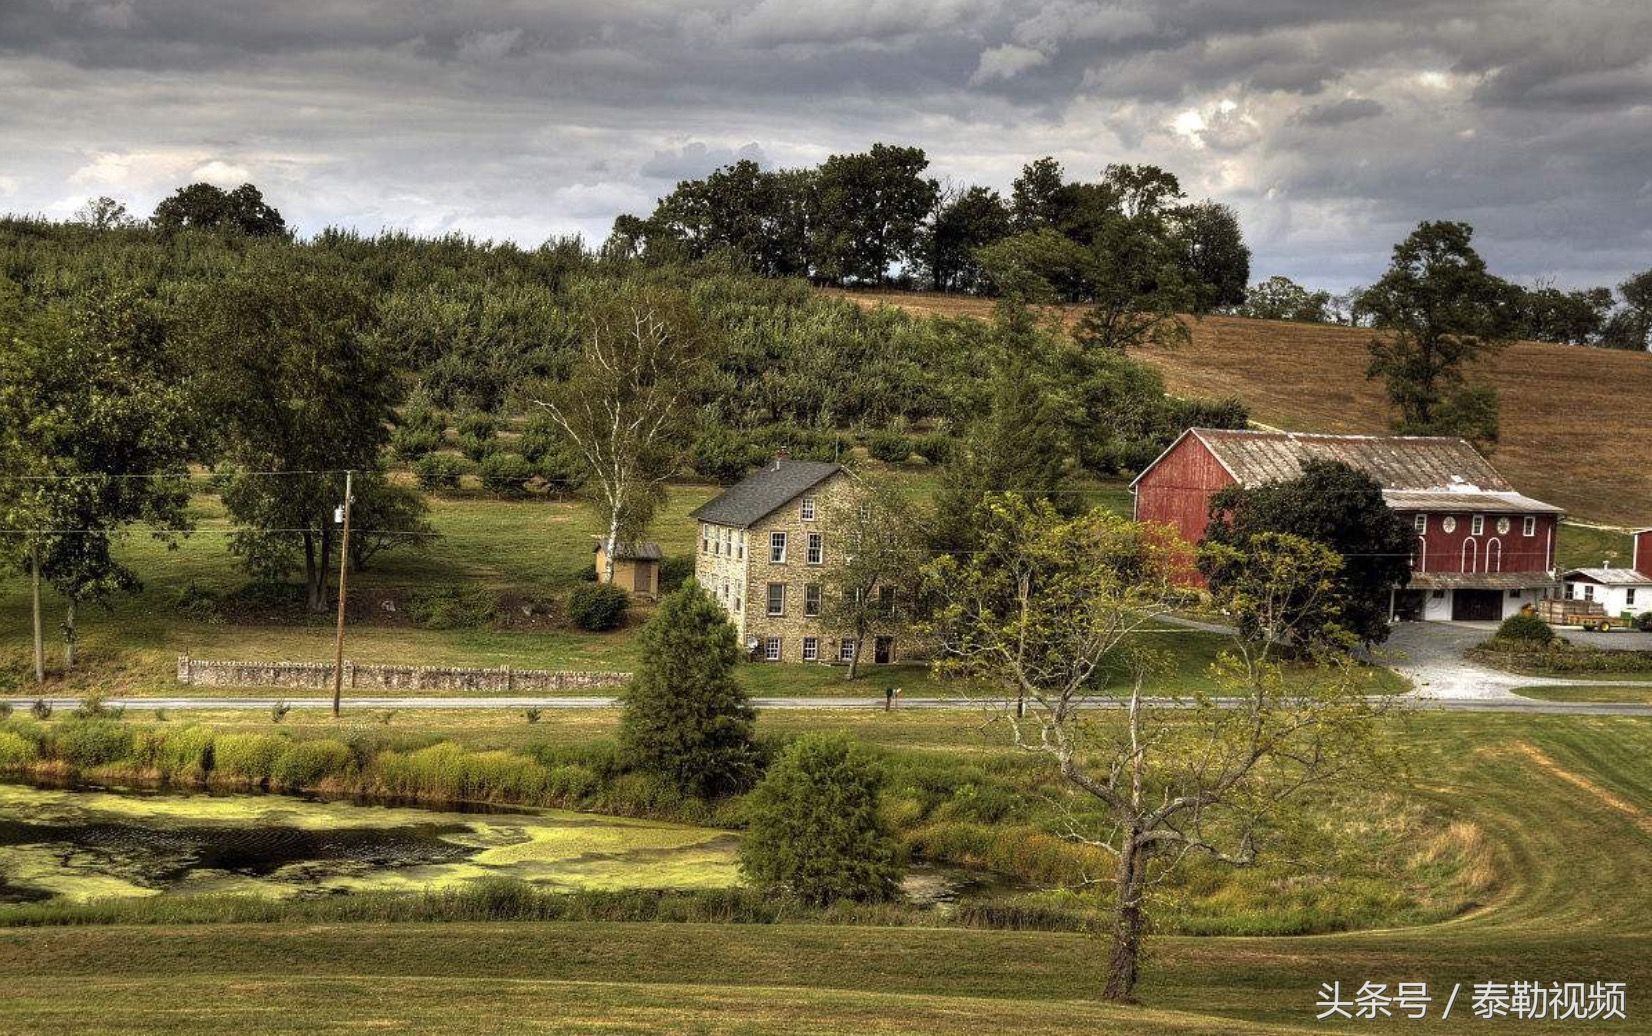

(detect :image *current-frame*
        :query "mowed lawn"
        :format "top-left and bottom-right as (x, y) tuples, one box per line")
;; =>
(837, 289), (1652, 530)
(0, 712), (1647, 1034)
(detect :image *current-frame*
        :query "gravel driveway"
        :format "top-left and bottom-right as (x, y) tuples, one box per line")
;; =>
(1378, 621), (1652, 700)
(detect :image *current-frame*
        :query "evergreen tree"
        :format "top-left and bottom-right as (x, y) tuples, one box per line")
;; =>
(739, 732), (903, 905)
(619, 581), (760, 797)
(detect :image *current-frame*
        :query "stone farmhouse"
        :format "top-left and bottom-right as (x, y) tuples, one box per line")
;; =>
(691, 457), (900, 665)
(1132, 428), (1564, 623)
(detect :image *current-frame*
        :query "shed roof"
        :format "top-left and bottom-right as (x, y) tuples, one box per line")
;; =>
(1563, 568), (1652, 586)
(1382, 490), (1564, 515)
(592, 540), (662, 561)
(689, 460), (842, 529)
(1408, 571), (1559, 591)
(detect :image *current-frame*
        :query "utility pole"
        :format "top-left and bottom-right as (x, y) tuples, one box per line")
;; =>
(30, 541), (43, 685)
(331, 470), (353, 718)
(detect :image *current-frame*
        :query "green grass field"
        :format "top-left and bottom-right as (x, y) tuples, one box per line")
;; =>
(1515, 684), (1652, 704)
(0, 710), (1646, 1033)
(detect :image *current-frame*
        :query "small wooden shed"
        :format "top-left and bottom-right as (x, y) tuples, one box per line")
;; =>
(593, 539), (662, 596)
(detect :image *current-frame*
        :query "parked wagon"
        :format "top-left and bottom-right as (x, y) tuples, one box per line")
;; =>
(1535, 597), (1619, 632)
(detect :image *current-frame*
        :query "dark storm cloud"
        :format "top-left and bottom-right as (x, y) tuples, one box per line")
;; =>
(1, 0), (1648, 288)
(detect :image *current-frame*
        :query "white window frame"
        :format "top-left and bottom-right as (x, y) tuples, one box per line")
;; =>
(803, 583), (822, 617)
(1471, 514), (1485, 536)
(770, 531), (787, 563)
(766, 583), (785, 616)
(839, 638), (857, 663)
(1626, 588), (1636, 607)
(764, 637), (781, 661)
(801, 637), (819, 661)
(1523, 516), (1537, 537)
(737, 532), (745, 560)
(800, 495), (817, 521)
(1414, 513), (1427, 533)
(807, 532), (823, 566)
(701, 525), (710, 553)
(1583, 584), (1595, 602)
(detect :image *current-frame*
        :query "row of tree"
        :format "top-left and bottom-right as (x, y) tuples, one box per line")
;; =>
(610, 147), (1251, 310)
(1241, 263), (1652, 352)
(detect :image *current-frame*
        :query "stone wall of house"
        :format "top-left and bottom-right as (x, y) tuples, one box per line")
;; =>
(741, 474), (863, 663)
(176, 655), (629, 692)
(695, 519), (752, 638)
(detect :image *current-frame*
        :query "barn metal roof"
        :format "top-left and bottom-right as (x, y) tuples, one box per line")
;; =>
(1563, 568), (1652, 586)
(1382, 490), (1565, 515)
(689, 460), (842, 529)
(1407, 571), (1559, 590)
(1189, 429), (1516, 492)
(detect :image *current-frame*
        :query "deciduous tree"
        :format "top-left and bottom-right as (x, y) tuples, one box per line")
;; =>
(821, 480), (920, 679)
(923, 498), (1386, 1003)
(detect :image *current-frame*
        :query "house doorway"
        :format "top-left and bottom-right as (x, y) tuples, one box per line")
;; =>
(1452, 590), (1503, 622)
(874, 637), (894, 664)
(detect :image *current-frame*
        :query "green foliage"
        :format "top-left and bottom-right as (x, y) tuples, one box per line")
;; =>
(152, 725), (215, 780)
(1359, 220), (1518, 443)
(657, 555), (695, 593)
(52, 720), (135, 768)
(0, 729), (39, 768)
(215, 733), (289, 781)
(867, 430), (913, 463)
(567, 583), (630, 631)
(739, 733), (903, 905)
(271, 739), (353, 787)
(29, 699), (52, 720)
(151, 182), (287, 237)
(1497, 613), (1554, 644)
(620, 582), (760, 798)
(456, 410), (500, 461)
(689, 426), (769, 483)
(413, 453), (468, 492)
(1240, 275), (1333, 322)
(1201, 460), (1413, 648)
(269, 700), (290, 724)
(477, 452), (535, 498)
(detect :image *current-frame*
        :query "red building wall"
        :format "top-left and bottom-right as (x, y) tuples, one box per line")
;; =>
(1635, 530), (1652, 574)
(1404, 513), (1557, 575)
(1132, 435), (1236, 547)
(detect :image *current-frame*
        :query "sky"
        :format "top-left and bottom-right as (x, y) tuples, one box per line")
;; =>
(2, 0), (1649, 292)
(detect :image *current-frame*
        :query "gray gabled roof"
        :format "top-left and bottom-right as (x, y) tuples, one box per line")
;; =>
(1188, 429), (1515, 491)
(1563, 568), (1652, 586)
(689, 460), (842, 529)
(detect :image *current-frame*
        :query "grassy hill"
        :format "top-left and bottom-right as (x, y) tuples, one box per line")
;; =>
(837, 290), (1652, 529)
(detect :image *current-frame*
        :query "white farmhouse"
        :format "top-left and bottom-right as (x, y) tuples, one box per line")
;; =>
(1559, 527), (1652, 620)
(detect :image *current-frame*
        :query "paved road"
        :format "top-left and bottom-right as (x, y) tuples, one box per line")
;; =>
(1378, 621), (1652, 701)
(8, 693), (1651, 717)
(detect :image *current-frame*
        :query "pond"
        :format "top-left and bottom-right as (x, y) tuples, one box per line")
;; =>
(0, 781), (741, 903)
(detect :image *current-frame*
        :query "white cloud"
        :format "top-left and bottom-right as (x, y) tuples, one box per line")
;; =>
(457, 28), (523, 63)
(191, 159), (252, 185)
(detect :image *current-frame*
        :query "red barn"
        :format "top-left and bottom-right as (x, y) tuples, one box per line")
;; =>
(1131, 429), (1564, 622)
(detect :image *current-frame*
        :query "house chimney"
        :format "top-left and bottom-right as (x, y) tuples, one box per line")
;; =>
(774, 447), (788, 470)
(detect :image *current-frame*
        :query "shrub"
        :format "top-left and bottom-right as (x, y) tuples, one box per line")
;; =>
(690, 426), (767, 483)
(172, 582), (224, 624)
(53, 720), (134, 769)
(739, 733), (904, 905)
(29, 699), (51, 720)
(405, 586), (497, 629)
(270, 700), (290, 724)
(567, 583), (629, 631)
(519, 417), (589, 494)
(413, 453), (468, 492)
(271, 739), (353, 788)
(868, 430), (914, 464)
(73, 690), (123, 720)
(620, 582), (760, 798)
(658, 555), (695, 593)
(215, 733), (290, 782)
(478, 452), (535, 498)
(1636, 612), (1652, 633)
(0, 730), (38, 768)
(0, 701), (11, 720)
(1496, 613), (1554, 644)
(912, 433), (953, 465)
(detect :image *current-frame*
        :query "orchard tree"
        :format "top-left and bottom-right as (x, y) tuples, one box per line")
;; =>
(187, 257), (400, 612)
(530, 280), (704, 583)
(1200, 459), (1413, 648)
(0, 285), (197, 671)
(619, 581), (760, 797)
(1359, 221), (1518, 442)
(922, 496), (1387, 1003)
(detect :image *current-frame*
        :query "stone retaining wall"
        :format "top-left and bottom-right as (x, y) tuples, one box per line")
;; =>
(176, 655), (628, 692)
